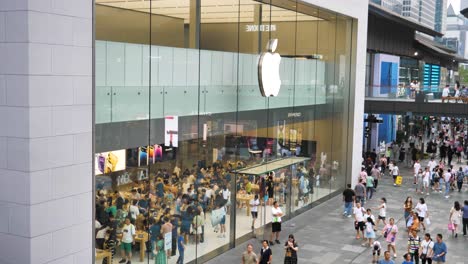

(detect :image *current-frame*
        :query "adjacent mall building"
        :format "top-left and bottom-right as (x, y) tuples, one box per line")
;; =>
(0, 1), (368, 263)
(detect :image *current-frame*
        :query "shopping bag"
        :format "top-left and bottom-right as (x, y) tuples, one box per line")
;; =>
(448, 223), (454, 231)
(395, 176), (403, 186)
(425, 218), (431, 226)
(210, 208), (224, 227)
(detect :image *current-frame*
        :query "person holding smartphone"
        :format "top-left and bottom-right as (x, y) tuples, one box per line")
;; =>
(284, 234), (299, 264)
(119, 218), (136, 264)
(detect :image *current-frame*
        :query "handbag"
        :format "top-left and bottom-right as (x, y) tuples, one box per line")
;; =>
(448, 223), (454, 231)
(425, 218), (431, 225)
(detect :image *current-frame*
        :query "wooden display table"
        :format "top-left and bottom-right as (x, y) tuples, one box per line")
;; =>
(96, 249), (112, 263)
(236, 194), (254, 216)
(251, 184), (259, 193)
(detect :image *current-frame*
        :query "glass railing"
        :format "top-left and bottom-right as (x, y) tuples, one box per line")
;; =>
(364, 85), (458, 102)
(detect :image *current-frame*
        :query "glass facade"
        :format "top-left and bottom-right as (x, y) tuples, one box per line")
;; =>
(94, 1), (354, 263)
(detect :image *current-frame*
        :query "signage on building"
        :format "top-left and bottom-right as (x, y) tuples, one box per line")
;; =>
(258, 39), (282, 97)
(246, 24), (276, 32)
(288, 112), (302, 118)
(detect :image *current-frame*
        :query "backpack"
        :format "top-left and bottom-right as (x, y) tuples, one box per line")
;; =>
(457, 171), (465, 182)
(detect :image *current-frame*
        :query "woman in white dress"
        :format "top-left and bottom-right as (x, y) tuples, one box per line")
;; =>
(449, 201), (462, 237)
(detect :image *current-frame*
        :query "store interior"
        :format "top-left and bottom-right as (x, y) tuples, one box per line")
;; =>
(94, 0), (354, 263)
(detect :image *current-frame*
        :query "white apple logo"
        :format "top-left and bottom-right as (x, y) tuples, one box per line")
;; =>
(258, 39), (281, 97)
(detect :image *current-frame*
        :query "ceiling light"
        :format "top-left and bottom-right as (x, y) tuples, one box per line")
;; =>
(414, 51), (418, 56)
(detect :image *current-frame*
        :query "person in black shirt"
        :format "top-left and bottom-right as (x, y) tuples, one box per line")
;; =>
(259, 240), (272, 264)
(342, 184), (355, 217)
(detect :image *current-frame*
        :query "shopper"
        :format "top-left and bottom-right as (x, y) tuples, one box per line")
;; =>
(373, 241), (382, 264)
(403, 197), (413, 223)
(241, 243), (258, 264)
(448, 201), (462, 238)
(402, 253), (414, 264)
(419, 233), (434, 264)
(392, 163), (400, 186)
(431, 234), (447, 264)
(250, 194), (260, 229)
(176, 233), (185, 264)
(284, 234), (299, 264)
(119, 218), (136, 264)
(355, 178), (366, 206)
(155, 234), (167, 264)
(363, 217), (376, 247)
(414, 160), (421, 185)
(258, 240), (272, 264)
(407, 230), (421, 264)
(463, 200), (468, 237)
(375, 197), (387, 230)
(366, 172), (375, 200)
(415, 198), (428, 232)
(343, 184), (355, 217)
(456, 167), (464, 192)
(354, 201), (366, 240)
(378, 251), (395, 264)
(416, 168), (424, 194)
(371, 165), (381, 190)
(382, 218), (398, 259)
(270, 201), (283, 245)
(422, 168), (431, 195)
(443, 169), (451, 198)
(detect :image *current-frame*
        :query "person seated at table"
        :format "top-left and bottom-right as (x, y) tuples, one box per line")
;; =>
(130, 189), (140, 200)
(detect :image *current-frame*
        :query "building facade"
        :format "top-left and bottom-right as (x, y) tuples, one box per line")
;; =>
(445, 4), (468, 59)
(0, 0), (368, 264)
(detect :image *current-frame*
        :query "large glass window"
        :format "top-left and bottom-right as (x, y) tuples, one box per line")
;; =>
(94, 1), (355, 263)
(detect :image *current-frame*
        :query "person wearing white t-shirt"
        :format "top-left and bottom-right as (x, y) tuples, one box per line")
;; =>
(415, 198), (429, 231)
(375, 198), (387, 229)
(354, 202), (366, 240)
(250, 195), (260, 230)
(129, 200), (140, 221)
(119, 218), (136, 264)
(270, 201), (283, 246)
(392, 165), (399, 186)
(422, 167), (431, 195)
(443, 169), (452, 198)
(419, 233), (434, 262)
(413, 160), (421, 184)
(442, 85), (450, 100)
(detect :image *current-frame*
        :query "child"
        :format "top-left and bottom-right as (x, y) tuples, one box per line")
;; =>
(372, 240), (381, 263)
(363, 217), (376, 247)
(402, 253), (414, 264)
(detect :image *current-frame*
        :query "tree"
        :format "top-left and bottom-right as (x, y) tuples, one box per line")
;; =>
(459, 65), (468, 84)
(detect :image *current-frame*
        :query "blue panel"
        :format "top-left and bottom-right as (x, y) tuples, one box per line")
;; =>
(378, 114), (395, 144)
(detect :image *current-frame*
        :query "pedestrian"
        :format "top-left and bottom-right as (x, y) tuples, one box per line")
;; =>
(422, 168), (430, 195)
(448, 201), (462, 238)
(402, 253), (414, 264)
(419, 233), (434, 264)
(462, 200), (468, 237)
(382, 218), (398, 259)
(355, 178), (366, 206)
(378, 251), (395, 264)
(407, 230), (421, 264)
(343, 184), (355, 217)
(416, 168), (424, 194)
(155, 234), (167, 264)
(443, 169), (451, 199)
(250, 194), (260, 230)
(403, 197), (413, 223)
(431, 234), (447, 264)
(176, 233), (185, 264)
(119, 218), (135, 264)
(363, 216), (376, 247)
(258, 240), (272, 264)
(375, 197), (387, 229)
(354, 201), (366, 240)
(373, 241), (382, 264)
(366, 172), (375, 200)
(414, 160), (421, 185)
(392, 163), (400, 186)
(456, 167), (464, 192)
(284, 234), (299, 264)
(241, 243), (258, 264)
(270, 201), (283, 245)
(372, 165), (381, 190)
(415, 198), (428, 232)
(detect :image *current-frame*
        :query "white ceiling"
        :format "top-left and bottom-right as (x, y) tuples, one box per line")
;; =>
(96, 0), (322, 23)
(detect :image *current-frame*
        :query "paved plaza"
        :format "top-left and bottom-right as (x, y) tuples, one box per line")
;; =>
(207, 161), (468, 264)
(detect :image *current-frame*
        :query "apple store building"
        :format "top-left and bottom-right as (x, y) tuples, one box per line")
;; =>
(93, 0), (365, 263)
